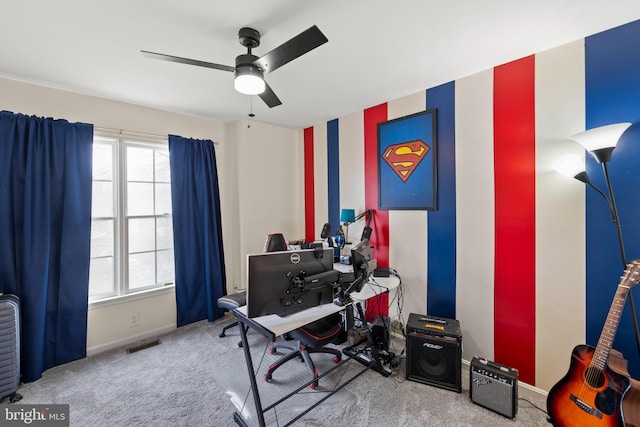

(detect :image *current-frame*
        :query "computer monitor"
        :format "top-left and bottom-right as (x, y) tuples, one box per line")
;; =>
(247, 248), (338, 318)
(347, 238), (377, 293)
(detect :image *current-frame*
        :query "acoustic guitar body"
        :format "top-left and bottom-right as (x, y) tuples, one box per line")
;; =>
(547, 344), (630, 427)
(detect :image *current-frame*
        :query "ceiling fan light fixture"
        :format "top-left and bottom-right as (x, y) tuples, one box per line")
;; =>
(234, 64), (265, 95)
(143, 25), (327, 108)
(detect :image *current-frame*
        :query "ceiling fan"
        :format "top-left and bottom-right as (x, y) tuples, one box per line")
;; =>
(141, 25), (328, 108)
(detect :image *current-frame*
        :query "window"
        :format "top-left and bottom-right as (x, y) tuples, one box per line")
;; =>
(89, 134), (174, 301)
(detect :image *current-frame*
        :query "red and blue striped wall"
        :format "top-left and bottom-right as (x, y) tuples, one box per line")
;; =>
(302, 18), (640, 388)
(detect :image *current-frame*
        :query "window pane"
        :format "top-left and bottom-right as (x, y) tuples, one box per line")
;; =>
(93, 143), (113, 180)
(129, 218), (155, 253)
(92, 181), (113, 217)
(89, 257), (114, 296)
(127, 146), (154, 182)
(155, 183), (172, 215)
(155, 150), (170, 182)
(157, 217), (173, 250)
(129, 252), (156, 289)
(157, 249), (174, 283)
(127, 182), (154, 216)
(91, 219), (114, 257)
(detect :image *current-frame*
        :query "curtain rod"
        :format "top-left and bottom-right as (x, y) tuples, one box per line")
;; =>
(93, 126), (218, 144)
(93, 126), (167, 140)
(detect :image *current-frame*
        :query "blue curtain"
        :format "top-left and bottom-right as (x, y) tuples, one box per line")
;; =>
(0, 111), (93, 382)
(169, 135), (226, 327)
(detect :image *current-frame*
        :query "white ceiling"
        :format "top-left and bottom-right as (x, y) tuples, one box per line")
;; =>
(3, 1), (640, 129)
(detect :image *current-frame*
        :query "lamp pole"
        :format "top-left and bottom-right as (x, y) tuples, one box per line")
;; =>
(573, 129), (640, 360)
(577, 164), (640, 359)
(602, 161), (640, 359)
(569, 123), (640, 359)
(601, 161), (628, 271)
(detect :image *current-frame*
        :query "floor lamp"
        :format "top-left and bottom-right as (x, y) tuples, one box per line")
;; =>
(559, 122), (640, 358)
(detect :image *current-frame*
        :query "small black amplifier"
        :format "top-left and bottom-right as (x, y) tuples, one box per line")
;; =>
(469, 357), (518, 419)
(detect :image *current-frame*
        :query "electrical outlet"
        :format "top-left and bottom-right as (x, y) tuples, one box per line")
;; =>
(130, 312), (140, 328)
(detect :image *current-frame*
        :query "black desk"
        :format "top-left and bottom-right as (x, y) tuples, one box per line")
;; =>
(231, 276), (400, 427)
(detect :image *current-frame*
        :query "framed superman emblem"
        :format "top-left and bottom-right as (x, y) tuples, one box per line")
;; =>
(377, 109), (437, 210)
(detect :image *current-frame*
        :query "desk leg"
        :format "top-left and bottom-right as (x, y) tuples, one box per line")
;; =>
(234, 317), (267, 427)
(346, 302), (392, 377)
(355, 302), (382, 360)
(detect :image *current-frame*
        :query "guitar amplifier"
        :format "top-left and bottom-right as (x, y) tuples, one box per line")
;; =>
(406, 313), (462, 392)
(469, 357), (518, 419)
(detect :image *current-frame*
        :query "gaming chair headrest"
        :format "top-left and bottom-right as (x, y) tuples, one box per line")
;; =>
(264, 233), (288, 252)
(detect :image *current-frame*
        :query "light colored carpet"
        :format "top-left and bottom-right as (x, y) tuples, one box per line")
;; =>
(10, 315), (550, 426)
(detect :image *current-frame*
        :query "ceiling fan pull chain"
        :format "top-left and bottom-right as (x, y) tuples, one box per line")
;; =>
(248, 97), (255, 128)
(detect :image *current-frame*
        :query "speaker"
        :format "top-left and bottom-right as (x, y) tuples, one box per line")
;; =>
(469, 357), (518, 419)
(405, 313), (462, 392)
(371, 316), (390, 352)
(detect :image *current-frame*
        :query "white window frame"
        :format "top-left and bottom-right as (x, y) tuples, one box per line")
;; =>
(89, 132), (174, 303)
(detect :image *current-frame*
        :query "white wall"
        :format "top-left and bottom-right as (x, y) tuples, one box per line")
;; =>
(86, 290), (177, 354)
(230, 119), (303, 289)
(534, 40), (586, 389)
(1, 77), (301, 353)
(454, 70), (496, 364)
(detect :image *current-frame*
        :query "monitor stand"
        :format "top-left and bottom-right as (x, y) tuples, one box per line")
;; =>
(342, 301), (394, 377)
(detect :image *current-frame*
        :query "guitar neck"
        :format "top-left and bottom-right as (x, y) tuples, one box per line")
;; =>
(593, 284), (631, 370)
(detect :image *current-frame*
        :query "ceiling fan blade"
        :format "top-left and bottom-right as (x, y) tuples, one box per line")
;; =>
(141, 50), (235, 73)
(253, 25), (328, 74)
(259, 82), (282, 108)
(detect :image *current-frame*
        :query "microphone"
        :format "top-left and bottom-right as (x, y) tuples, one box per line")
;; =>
(320, 223), (332, 239)
(361, 225), (372, 240)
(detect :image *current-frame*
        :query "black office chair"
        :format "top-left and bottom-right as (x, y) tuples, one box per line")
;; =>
(264, 232), (287, 252)
(265, 312), (345, 389)
(263, 232), (345, 388)
(216, 233), (288, 342)
(217, 291), (247, 340)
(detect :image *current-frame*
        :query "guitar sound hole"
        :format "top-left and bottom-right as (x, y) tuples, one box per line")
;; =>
(584, 367), (605, 388)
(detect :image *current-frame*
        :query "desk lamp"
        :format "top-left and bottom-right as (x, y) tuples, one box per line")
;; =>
(557, 122), (640, 357)
(339, 209), (374, 246)
(340, 209), (356, 244)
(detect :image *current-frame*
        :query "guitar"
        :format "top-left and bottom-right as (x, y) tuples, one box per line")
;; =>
(547, 260), (640, 427)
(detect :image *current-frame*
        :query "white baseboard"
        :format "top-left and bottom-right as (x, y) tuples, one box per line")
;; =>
(86, 324), (177, 357)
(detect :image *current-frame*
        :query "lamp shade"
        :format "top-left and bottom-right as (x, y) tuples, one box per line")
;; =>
(234, 64), (265, 95)
(554, 155), (585, 178)
(340, 209), (355, 223)
(554, 154), (591, 184)
(569, 123), (631, 163)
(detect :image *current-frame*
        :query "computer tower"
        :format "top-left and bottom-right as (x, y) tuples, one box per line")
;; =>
(371, 316), (390, 352)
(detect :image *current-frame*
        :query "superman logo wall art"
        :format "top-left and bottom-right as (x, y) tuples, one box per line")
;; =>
(377, 109), (437, 210)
